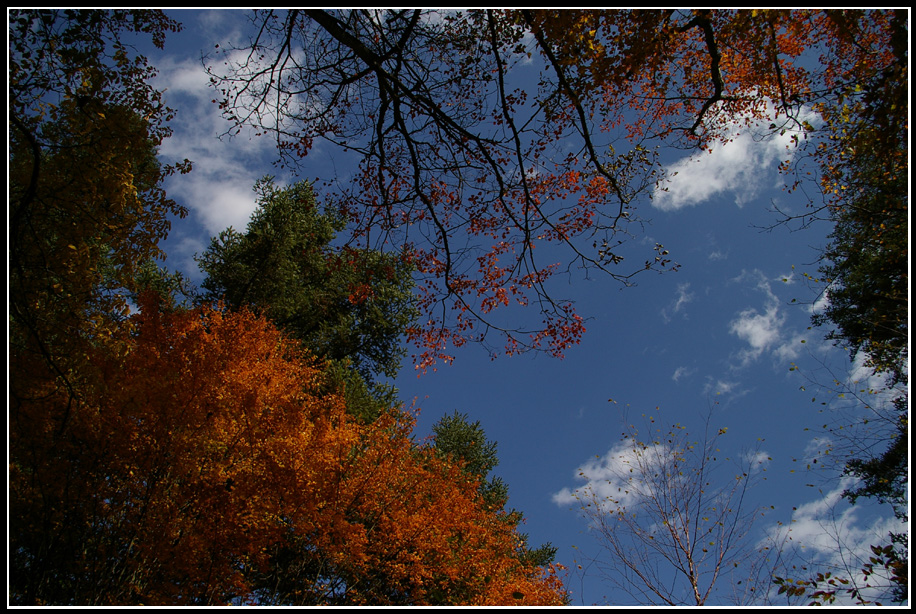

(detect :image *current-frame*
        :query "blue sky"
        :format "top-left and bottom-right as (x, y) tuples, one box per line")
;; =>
(146, 10), (904, 605)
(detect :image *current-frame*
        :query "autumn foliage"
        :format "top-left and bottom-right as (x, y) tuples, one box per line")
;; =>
(9, 11), (565, 598)
(10, 7), (905, 606)
(10, 294), (566, 605)
(207, 10), (904, 369)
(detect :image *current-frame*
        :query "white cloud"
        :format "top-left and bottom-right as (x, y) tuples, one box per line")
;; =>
(809, 287), (830, 315)
(672, 282), (694, 312)
(728, 270), (809, 366)
(844, 351), (903, 410)
(652, 102), (818, 211)
(729, 300), (786, 364)
(196, 8), (249, 39)
(152, 54), (277, 237)
(762, 479), (906, 604)
(703, 378), (741, 397)
(743, 448), (772, 468)
(661, 282), (694, 322)
(170, 173), (260, 236)
(552, 439), (675, 512)
(672, 365), (695, 382)
(158, 61), (212, 98)
(772, 333), (806, 362)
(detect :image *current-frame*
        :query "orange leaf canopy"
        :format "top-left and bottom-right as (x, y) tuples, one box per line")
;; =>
(10, 293), (566, 605)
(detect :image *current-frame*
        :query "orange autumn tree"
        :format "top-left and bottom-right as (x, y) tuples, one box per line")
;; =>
(210, 9), (900, 369)
(9, 10), (191, 452)
(9, 293), (567, 606)
(253, 400), (566, 606)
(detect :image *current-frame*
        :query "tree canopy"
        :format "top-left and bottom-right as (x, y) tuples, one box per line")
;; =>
(208, 9), (902, 368)
(197, 178), (417, 385)
(9, 9), (191, 426)
(8, 7), (907, 607)
(8, 10), (567, 605)
(783, 10), (908, 604)
(10, 293), (567, 605)
(815, 38), (908, 526)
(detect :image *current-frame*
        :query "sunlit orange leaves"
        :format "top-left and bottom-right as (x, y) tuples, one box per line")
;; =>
(12, 294), (335, 604)
(10, 294), (567, 605)
(303, 409), (567, 605)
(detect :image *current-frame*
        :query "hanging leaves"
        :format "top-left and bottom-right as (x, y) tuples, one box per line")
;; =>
(209, 9), (901, 368)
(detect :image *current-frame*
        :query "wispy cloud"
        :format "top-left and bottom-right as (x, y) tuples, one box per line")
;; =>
(652, 103), (818, 212)
(728, 270), (806, 366)
(153, 52), (278, 238)
(672, 365), (696, 382)
(703, 377), (743, 398)
(661, 282), (695, 323)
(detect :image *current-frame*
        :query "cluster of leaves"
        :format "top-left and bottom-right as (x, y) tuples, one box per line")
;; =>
(196, 177), (418, 422)
(432, 411), (559, 569)
(775, 544), (907, 606)
(810, 10), (908, 390)
(8, 9), (566, 606)
(209, 9), (898, 369)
